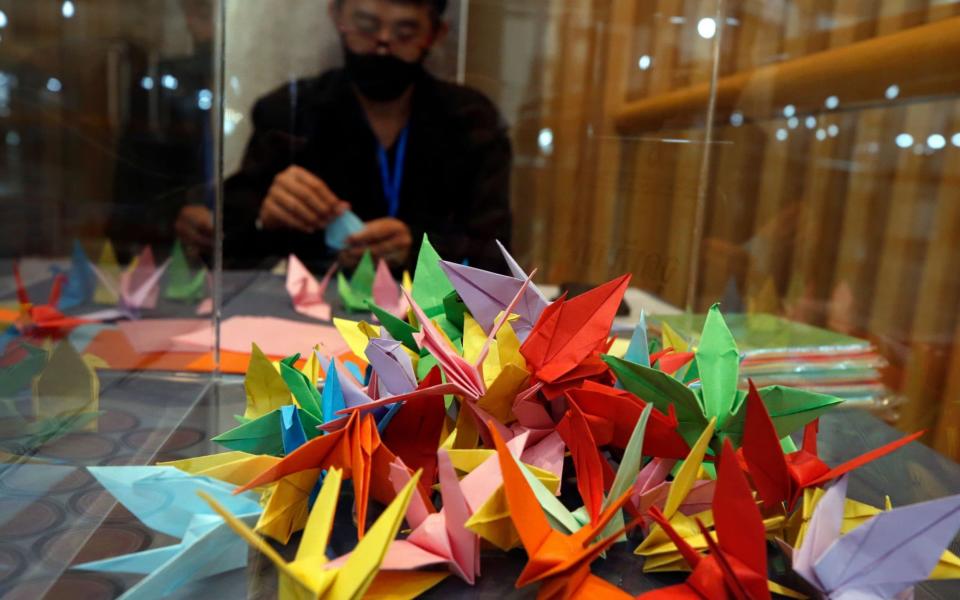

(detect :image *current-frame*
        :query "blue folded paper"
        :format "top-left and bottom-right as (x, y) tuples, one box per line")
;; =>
(325, 210), (365, 250)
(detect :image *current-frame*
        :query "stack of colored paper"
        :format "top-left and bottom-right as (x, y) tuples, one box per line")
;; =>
(648, 312), (889, 408)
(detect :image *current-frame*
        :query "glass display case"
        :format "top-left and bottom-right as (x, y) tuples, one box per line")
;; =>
(1, 0), (958, 598)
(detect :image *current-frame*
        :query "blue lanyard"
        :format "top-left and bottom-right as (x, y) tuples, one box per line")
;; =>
(376, 126), (409, 218)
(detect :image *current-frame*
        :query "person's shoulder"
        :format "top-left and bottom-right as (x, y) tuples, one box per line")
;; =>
(423, 76), (506, 131)
(251, 70), (347, 126)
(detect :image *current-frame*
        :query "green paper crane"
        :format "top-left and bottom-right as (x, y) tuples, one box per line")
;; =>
(163, 241), (207, 302)
(337, 250), (376, 312)
(603, 304), (843, 456)
(212, 347), (324, 456)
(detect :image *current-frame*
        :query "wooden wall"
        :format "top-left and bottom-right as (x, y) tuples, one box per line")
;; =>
(506, 0), (960, 459)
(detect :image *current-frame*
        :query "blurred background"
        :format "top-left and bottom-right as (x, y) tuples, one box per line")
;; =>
(0, 0), (958, 461)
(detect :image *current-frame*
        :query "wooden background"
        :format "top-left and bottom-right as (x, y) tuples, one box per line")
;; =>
(496, 0), (960, 460)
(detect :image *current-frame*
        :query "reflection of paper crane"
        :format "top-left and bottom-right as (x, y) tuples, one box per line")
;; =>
(32, 340), (100, 433)
(90, 246), (170, 312)
(75, 466), (263, 600)
(12, 263), (91, 337)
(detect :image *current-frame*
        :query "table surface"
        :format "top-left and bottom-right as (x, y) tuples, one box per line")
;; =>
(0, 266), (958, 599)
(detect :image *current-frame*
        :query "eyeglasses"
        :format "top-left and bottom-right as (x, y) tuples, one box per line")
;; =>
(339, 11), (432, 50)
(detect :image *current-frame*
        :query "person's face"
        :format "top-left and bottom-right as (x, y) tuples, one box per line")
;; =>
(181, 0), (214, 44)
(331, 0), (445, 62)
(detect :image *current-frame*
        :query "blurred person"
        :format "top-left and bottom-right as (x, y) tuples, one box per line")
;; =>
(201, 0), (512, 272)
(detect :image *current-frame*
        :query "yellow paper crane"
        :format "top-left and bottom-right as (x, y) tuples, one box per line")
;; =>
(201, 467), (444, 600)
(787, 486), (960, 581)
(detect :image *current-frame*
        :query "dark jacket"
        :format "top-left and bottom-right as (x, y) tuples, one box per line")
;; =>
(223, 69), (512, 273)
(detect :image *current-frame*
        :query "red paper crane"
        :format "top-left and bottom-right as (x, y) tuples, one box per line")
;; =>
(565, 381), (691, 459)
(520, 275), (630, 387)
(491, 422), (639, 600)
(555, 402), (611, 522)
(12, 264), (90, 337)
(234, 410), (429, 538)
(639, 439), (772, 600)
(740, 380), (923, 511)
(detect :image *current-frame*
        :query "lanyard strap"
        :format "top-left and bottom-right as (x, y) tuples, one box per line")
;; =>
(376, 126), (409, 218)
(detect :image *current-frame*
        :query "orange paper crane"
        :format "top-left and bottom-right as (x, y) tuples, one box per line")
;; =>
(234, 410), (428, 538)
(490, 422), (638, 600)
(639, 439), (772, 600)
(12, 264), (90, 337)
(740, 380), (923, 511)
(565, 381), (691, 459)
(520, 275), (630, 387)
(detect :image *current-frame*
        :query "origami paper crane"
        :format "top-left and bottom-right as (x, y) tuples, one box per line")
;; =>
(784, 486), (960, 581)
(495, 239), (550, 305)
(338, 451), (480, 584)
(235, 410), (415, 539)
(513, 403), (653, 546)
(74, 466), (262, 600)
(438, 256), (548, 340)
(565, 381), (690, 459)
(638, 440), (785, 600)
(286, 254), (337, 321)
(163, 240), (208, 303)
(490, 424), (639, 599)
(58, 240), (96, 310)
(789, 475), (960, 599)
(631, 457), (715, 532)
(604, 304), (844, 453)
(339, 275), (533, 412)
(741, 380), (923, 510)
(91, 246), (170, 311)
(520, 274), (630, 388)
(161, 451), (319, 545)
(445, 431), (561, 551)
(32, 340), (99, 431)
(206, 467), (444, 600)
(338, 250), (376, 312)
(12, 263), (91, 336)
(93, 239), (122, 304)
(325, 209), (364, 250)
(372, 258), (408, 318)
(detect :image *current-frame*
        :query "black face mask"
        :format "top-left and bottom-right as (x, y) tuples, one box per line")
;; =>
(343, 48), (425, 102)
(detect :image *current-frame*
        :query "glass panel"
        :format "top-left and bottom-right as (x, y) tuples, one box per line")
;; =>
(0, 0), (220, 596)
(694, 1), (960, 438)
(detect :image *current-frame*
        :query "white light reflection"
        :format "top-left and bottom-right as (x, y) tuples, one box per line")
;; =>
(885, 84), (899, 100)
(805, 116), (816, 129)
(788, 117), (799, 129)
(927, 134), (946, 150)
(0, 10), (7, 29)
(669, 16), (686, 25)
(141, 76), (154, 90)
(197, 89), (212, 111)
(952, 133), (960, 148)
(62, 1), (75, 19)
(775, 129), (788, 141)
(46, 78), (62, 93)
(895, 133), (913, 148)
(538, 128), (554, 155)
(161, 74), (178, 90)
(638, 55), (652, 71)
(825, 95), (839, 110)
(815, 128), (827, 141)
(827, 124), (839, 138)
(730, 111), (743, 127)
(783, 104), (796, 118)
(697, 17), (717, 39)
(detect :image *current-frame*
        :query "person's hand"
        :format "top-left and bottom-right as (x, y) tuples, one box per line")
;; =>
(259, 166), (350, 233)
(175, 205), (213, 256)
(338, 218), (412, 268)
